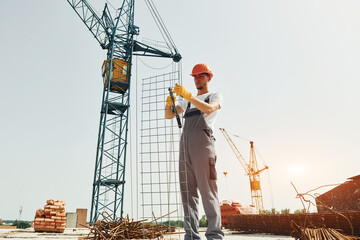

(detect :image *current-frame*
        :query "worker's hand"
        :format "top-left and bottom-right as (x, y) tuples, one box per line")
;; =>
(166, 95), (176, 107)
(173, 83), (192, 101)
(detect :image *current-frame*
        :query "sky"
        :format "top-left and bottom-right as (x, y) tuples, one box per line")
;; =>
(1, 0), (360, 221)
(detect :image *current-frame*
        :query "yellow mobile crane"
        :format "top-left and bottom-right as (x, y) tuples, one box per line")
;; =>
(219, 128), (269, 213)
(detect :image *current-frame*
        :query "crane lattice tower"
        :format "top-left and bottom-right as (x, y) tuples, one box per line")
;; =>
(67, 0), (181, 222)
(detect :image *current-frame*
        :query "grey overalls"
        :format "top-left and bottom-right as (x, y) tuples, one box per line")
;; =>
(179, 94), (224, 240)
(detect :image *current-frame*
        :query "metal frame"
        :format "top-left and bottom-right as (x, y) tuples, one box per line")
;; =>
(140, 71), (183, 223)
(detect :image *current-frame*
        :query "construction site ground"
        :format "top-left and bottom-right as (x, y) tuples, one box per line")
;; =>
(0, 228), (292, 239)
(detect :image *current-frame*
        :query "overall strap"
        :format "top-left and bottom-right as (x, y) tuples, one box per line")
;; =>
(183, 94), (212, 118)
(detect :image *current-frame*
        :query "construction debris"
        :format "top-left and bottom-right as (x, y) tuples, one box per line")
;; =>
(290, 221), (359, 240)
(34, 199), (66, 233)
(81, 212), (176, 240)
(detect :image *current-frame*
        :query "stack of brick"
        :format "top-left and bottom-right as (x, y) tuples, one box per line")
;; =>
(34, 200), (66, 233)
(220, 200), (258, 227)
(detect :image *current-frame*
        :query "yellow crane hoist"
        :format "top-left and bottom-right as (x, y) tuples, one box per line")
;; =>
(219, 128), (269, 213)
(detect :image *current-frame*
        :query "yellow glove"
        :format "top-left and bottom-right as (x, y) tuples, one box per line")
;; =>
(166, 95), (176, 107)
(173, 83), (192, 101)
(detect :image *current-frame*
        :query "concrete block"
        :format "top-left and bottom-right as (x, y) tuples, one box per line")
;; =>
(65, 212), (78, 228)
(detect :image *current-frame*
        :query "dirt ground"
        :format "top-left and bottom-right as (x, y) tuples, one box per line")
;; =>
(0, 228), (293, 239)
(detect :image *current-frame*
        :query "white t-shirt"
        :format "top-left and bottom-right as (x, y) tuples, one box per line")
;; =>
(178, 92), (223, 130)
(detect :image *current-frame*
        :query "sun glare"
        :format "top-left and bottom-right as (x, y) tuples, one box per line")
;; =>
(288, 164), (308, 175)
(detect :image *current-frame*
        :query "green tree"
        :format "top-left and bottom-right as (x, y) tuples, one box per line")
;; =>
(271, 208), (279, 214)
(160, 220), (184, 227)
(12, 220), (30, 229)
(262, 209), (272, 214)
(294, 209), (307, 214)
(199, 215), (208, 227)
(281, 208), (291, 214)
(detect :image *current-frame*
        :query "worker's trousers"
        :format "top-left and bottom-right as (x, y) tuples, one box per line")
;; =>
(179, 110), (224, 240)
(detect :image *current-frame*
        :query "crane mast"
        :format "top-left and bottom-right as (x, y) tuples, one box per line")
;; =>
(67, 0), (181, 222)
(219, 128), (268, 213)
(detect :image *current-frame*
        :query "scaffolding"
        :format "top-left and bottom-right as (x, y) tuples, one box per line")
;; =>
(140, 71), (183, 224)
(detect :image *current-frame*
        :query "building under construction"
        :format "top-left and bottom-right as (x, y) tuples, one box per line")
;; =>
(316, 175), (360, 213)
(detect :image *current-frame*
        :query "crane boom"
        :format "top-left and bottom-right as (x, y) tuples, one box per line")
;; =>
(219, 128), (268, 213)
(67, 0), (111, 48)
(219, 128), (249, 172)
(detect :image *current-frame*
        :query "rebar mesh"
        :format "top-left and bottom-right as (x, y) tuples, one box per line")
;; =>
(140, 71), (183, 224)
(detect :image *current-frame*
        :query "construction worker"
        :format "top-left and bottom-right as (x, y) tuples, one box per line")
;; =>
(165, 63), (224, 240)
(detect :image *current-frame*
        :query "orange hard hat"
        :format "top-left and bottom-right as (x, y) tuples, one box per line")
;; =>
(190, 63), (213, 78)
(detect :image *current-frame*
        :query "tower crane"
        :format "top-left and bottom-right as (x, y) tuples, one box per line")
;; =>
(67, 0), (181, 222)
(219, 128), (268, 213)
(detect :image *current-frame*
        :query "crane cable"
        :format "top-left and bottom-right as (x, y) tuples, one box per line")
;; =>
(105, 0), (117, 12)
(137, 57), (173, 70)
(144, 0), (172, 51)
(226, 130), (269, 167)
(102, 0), (178, 53)
(144, 0), (178, 54)
(146, 0), (178, 50)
